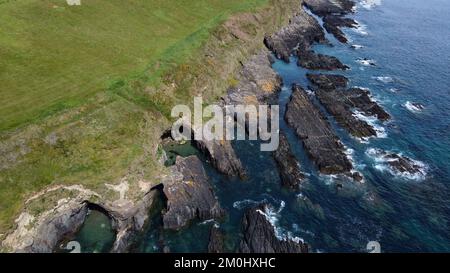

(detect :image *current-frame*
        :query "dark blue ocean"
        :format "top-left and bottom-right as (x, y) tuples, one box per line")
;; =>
(74, 0), (450, 253)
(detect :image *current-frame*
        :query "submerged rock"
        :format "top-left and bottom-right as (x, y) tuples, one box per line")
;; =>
(272, 132), (304, 190)
(208, 225), (225, 253)
(285, 84), (353, 175)
(162, 156), (225, 230)
(239, 203), (308, 253)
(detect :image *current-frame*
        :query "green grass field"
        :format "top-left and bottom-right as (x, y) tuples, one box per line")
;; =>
(1, 0), (283, 239)
(0, 0), (267, 132)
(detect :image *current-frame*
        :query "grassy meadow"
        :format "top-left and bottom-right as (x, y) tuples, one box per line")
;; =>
(0, 0), (267, 132)
(0, 0), (277, 238)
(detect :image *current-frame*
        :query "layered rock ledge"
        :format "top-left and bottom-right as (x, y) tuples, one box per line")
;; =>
(272, 131), (305, 190)
(239, 203), (309, 253)
(307, 73), (390, 139)
(303, 0), (357, 43)
(264, 7), (347, 70)
(162, 156), (225, 230)
(285, 84), (357, 177)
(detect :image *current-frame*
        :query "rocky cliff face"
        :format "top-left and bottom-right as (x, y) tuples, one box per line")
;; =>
(239, 203), (309, 253)
(162, 156), (225, 230)
(303, 0), (357, 43)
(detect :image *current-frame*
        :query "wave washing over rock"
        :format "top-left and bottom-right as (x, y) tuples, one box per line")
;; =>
(366, 148), (428, 181)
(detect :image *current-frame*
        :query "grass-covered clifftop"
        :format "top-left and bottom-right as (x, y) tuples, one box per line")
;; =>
(0, 0), (268, 132)
(0, 0), (301, 244)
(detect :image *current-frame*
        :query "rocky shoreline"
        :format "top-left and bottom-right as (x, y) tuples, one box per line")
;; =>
(3, 0), (425, 254)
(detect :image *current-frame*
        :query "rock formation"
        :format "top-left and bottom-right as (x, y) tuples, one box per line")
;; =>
(272, 131), (304, 190)
(239, 203), (308, 253)
(303, 0), (357, 43)
(307, 73), (390, 138)
(285, 84), (354, 176)
(208, 225), (225, 253)
(264, 7), (348, 70)
(162, 156), (225, 230)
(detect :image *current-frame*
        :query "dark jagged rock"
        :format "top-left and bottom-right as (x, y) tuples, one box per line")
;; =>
(315, 88), (377, 138)
(239, 204), (309, 253)
(307, 73), (349, 90)
(303, 0), (355, 17)
(162, 156), (225, 230)
(323, 15), (358, 43)
(264, 8), (349, 70)
(208, 225), (225, 253)
(272, 132), (304, 190)
(285, 84), (353, 175)
(307, 73), (390, 138)
(193, 139), (245, 178)
(296, 43), (349, 70)
(346, 88), (390, 121)
(263, 9), (328, 63)
(303, 0), (357, 43)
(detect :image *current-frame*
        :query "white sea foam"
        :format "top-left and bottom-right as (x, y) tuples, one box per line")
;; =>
(256, 202), (305, 244)
(404, 101), (425, 113)
(356, 58), (376, 66)
(359, 0), (382, 10)
(353, 110), (387, 139)
(233, 199), (267, 210)
(351, 44), (364, 50)
(389, 88), (399, 93)
(366, 148), (428, 181)
(198, 219), (216, 225)
(374, 76), (394, 83)
(353, 21), (369, 36)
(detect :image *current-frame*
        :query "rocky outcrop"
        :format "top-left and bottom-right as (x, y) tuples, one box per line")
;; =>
(1, 181), (163, 253)
(285, 84), (355, 176)
(193, 138), (245, 178)
(323, 15), (358, 43)
(296, 43), (349, 70)
(264, 7), (348, 70)
(367, 148), (427, 178)
(263, 9), (327, 63)
(239, 204), (308, 253)
(162, 156), (225, 230)
(272, 131), (304, 190)
(193, 51), (283, 179)
(303, 0), (357, 43)
(307, 73), (390, 138)
(2, 201), (88, 253)
(303, 0), (355, 16)
(224, 50), (282, 106)
(208, 225), (225, 253)
(307, 73), (349, 89)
